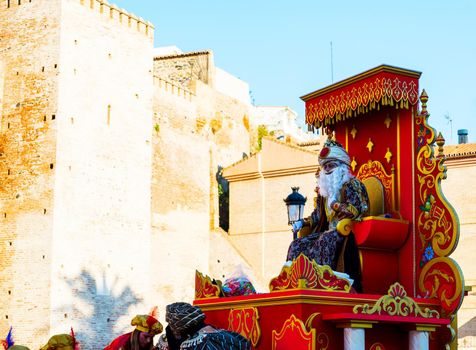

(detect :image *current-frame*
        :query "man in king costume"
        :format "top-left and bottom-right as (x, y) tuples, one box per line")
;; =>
(286, 137), (369, 291)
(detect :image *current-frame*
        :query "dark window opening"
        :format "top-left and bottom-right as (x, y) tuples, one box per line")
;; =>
(216, 166), (229, 232)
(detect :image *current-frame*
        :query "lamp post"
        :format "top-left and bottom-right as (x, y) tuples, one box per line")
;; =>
(284, 187), (307, 240)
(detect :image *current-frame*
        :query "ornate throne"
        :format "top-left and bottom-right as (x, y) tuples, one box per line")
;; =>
(194, 65), (464, 350)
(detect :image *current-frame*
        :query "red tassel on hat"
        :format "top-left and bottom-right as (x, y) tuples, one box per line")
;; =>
(70, 327), (80, 350)
(146, 306), (159, 327)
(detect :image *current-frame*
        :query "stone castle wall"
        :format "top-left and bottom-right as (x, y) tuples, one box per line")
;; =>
(151, 56), (254, 308)
(0, 0), (257, 345)
(1, 0), (156, 348)
(53, 0), (154, 347)
(0, 0), (62, 345)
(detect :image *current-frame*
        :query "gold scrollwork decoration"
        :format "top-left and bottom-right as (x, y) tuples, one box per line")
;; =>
(228, 307), (261, 347)
(415, 91), (463, 316)
(272, 314), (316, 350)
(356, 160), (395, 213)
(304, 313), (329, 350)
(353, 282), (440, 318)
(418, 257), (464, 315)
(195, 270), (221, 299)
(269, 253), (351, 292)
(316, 332), (329, 350)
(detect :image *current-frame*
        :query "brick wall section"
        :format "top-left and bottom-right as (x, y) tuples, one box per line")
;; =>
(50, 0), (154, 347)
(151, 59), (253, 308)
(0, 0), (61, 346)
(151, 82), (209, 305)
(227, 168), (318, 283)
(1, 0), (155, 348)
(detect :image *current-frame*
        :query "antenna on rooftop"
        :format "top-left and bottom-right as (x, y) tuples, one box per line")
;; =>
(330, 41), (334, 83)
(444, 112), (453, 142)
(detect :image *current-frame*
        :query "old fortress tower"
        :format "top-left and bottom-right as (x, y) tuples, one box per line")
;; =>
(0, 0), (318, 347)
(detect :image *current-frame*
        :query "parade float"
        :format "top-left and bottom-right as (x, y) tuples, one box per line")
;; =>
(193, 65), (465, 349)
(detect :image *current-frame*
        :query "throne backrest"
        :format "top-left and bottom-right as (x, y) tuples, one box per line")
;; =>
(362, 177), (384, 216)
(356, 160), (396, 216)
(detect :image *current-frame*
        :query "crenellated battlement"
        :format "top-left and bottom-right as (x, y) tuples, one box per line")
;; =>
(78, 0), (154, 38)
(2, 0), (33, 10)
(1, 0), (154, 38)
(154, 75), (195, 102)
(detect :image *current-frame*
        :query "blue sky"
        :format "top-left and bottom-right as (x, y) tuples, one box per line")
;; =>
(114, 0), (475, 143)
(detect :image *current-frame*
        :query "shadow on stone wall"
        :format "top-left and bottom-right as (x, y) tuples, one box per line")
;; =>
(459, 316), (476, 348)
(460, 316), (476, 336)
(59, 269), (142, 348)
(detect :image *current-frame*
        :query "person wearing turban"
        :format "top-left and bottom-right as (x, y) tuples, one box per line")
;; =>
(39, 332), (79, 350)
(155, 302), (250, 350)
(286, 137), (369, 292)
(103, 308), (163, 350)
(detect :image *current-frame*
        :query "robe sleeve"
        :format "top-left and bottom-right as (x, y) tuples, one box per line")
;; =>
(333, 178), (369, 220)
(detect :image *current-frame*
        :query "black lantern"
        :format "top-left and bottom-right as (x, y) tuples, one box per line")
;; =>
(284, 187), (307, 226)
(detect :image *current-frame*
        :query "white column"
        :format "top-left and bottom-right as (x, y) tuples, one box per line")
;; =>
(344, 328), (365, 350)
(409, 330), (429, 350)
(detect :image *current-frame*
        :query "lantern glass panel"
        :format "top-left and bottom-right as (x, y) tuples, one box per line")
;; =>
(287, 204), (300, 224)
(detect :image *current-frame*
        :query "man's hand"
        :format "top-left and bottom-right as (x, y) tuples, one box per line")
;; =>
(292, 220), (303, 234)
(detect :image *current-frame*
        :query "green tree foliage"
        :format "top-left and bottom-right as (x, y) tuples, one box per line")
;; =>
(257, 124), (270, 150)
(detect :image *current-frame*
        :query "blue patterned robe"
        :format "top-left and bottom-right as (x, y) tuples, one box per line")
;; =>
(286, 178), (369, 271)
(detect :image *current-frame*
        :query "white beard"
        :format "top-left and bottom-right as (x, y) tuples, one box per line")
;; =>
(318, 164), (353, 208)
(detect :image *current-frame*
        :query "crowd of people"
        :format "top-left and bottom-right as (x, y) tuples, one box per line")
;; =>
(2, 302), (250, 350)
